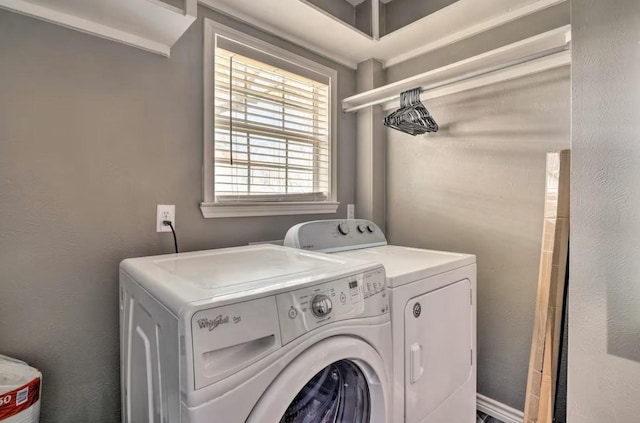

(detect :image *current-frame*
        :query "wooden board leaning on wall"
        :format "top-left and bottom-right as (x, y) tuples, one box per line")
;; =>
(524, 150), (570, 423)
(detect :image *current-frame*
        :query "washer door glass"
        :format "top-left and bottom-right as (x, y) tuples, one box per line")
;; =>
(280, 360), (370, 423)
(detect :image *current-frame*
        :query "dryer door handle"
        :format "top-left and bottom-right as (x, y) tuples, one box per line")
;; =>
(410, 343), (424, 384)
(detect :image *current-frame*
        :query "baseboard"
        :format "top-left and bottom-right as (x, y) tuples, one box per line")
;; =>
(477, 394), (524, 423)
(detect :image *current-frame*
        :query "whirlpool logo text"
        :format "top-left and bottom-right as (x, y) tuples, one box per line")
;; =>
(197, 315), (229, 331)
(197, 314), (242, 331)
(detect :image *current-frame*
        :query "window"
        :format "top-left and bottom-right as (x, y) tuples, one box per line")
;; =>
(202, 20), (338, 218)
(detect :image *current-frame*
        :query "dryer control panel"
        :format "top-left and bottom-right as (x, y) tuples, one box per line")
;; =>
(276, 267), (388, 344)
(284, 219), (388, 253)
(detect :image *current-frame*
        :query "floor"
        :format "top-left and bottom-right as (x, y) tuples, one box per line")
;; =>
(477, 411), (506, 423)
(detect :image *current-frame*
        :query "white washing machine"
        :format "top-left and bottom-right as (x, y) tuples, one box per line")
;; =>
(119, 244), (392, 423)
(284, 220), (477, 423)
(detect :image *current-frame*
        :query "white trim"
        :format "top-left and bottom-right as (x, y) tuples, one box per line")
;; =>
(204, 20), (339, 80)
(199, 0), (359, 69)
(477, 394), (524, 423)
(342, 26), (571, 112)
(200, 202), (340, 218)
(381, 49), (570, 110)
(383, 0), (567, 67)
(203, 21), (215, 204)
(0, 0), (196, 57)
(371, 0), (380, 40)
(202, 19), (338, 219)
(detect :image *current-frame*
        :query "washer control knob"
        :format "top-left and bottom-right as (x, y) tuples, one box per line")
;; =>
(357, 224), (367, 233)
(366, 224), (376, 233)
(311, 294), (333, 317)
(338, 223), (350, 235)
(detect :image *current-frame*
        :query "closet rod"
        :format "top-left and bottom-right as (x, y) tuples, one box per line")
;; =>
(344, 43), (570, 113)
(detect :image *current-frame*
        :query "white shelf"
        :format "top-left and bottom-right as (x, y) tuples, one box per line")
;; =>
(342, 25), (571, 112)
(0, 0), (197, 57)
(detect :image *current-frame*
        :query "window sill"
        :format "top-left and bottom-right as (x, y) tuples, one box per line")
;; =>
(200, 202), (340, 218)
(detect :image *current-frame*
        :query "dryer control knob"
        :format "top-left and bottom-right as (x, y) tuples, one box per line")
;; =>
(311, 294), (333, 317)
(338, 223), (350, 235)
(366, 224), (376, 233)
(357, 224), (367, 233)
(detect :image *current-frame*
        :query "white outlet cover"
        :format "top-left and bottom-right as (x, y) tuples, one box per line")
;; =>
(347, 204), (355, 219)
(157, 204), (176, 233)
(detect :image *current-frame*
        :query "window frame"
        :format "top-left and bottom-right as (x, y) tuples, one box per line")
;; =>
(202, 19), (339, 218)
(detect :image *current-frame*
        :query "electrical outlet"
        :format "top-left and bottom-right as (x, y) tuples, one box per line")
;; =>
(347, 204), (355, 219)
(157, 204), (175, 233)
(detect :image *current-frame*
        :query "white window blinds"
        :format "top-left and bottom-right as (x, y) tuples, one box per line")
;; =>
(214, 48), (331, 203)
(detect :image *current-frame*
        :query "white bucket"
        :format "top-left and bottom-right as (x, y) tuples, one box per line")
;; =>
(0, 355), (41, 423)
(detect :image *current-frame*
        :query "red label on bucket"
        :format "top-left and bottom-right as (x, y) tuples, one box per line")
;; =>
(0, 377), (40, 421)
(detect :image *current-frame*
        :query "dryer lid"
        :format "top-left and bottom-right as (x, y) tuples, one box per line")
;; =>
(335, 245), (475, 287)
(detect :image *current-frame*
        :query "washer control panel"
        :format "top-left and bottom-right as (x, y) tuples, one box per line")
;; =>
(276, 267), (388, 344)
(284, 219), (388, 253)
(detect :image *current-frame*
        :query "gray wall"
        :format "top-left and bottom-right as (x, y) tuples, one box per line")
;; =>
(383, 5), (570, 411)
(569, 0), (640, 421)
(0, 7), (356, 422)
(380, 0), (458, 37)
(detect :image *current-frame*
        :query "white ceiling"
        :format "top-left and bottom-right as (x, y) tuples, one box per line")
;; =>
(199, 0), (564, 69)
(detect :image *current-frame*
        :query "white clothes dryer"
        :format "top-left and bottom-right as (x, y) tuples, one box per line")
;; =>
(284, 220), (477, 423)
(119, 244), (392, 423)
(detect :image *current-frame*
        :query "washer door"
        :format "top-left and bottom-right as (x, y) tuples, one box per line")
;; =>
(280, 360), (369, 423)
(247, 337), (389, 423)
